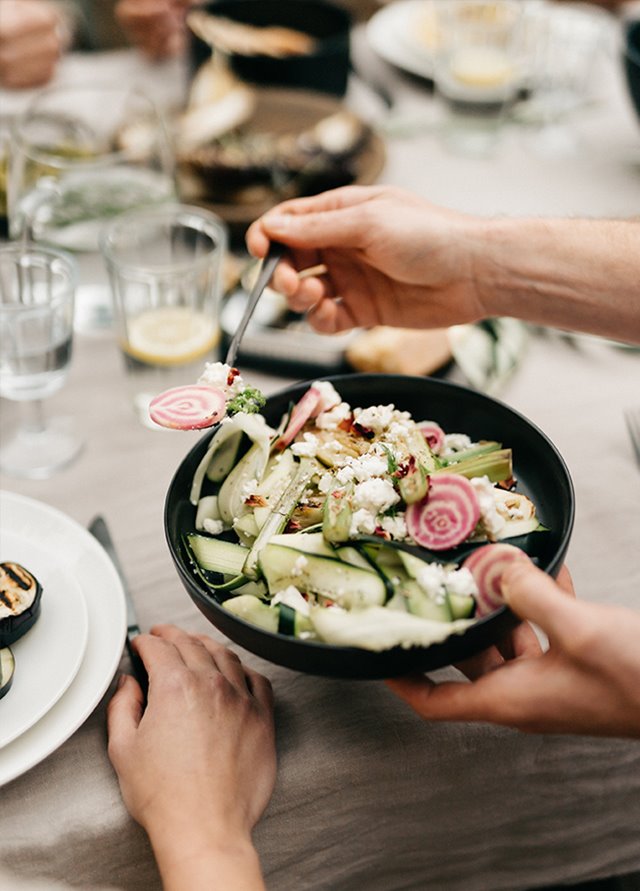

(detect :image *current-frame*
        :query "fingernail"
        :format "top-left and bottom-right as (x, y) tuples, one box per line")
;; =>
(116, 674), (127, 690)
(501, 561), (530, 603)
(263, 213), (291, 232)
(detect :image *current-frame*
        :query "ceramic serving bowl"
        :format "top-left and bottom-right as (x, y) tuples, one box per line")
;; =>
(165, 374), (574, 679)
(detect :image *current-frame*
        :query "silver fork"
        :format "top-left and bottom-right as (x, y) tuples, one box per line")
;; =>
(624, 408), (640, 467)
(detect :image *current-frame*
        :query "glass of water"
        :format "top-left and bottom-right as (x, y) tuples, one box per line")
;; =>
(101, 204), (227, 427)
(0, 244), (83, 478)
(8, 84), (176, 333)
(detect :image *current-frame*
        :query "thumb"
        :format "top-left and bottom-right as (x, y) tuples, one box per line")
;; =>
(261, 206), (364, 251)
(501, 562), (579, 641)
(106, 674), (144, 749)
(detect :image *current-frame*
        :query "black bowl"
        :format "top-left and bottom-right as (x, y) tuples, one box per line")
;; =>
(189, 0), (351, 97)
(165, 374), (575, 679)
(624, 21), (640, 125)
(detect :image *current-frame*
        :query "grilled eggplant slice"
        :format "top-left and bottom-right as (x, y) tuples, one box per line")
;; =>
(0, 646), (15, 700)
(0, 562), (43, 647)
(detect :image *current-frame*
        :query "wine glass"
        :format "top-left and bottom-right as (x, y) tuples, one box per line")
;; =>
(8, 83), (177, 333)
(0, 244), (83, 479)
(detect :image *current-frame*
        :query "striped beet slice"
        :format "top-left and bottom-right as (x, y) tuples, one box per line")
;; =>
(149, 385), (226, 430)
(276, 386), (322, 449)
(418, 420), (445, 455)
(405, 473), (480, 550)
(463, 543), (530, 616)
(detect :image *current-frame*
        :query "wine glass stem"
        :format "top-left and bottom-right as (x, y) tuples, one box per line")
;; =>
(22, 399), (47, 435)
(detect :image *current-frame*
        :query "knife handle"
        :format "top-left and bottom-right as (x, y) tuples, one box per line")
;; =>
(126, 634), (148, 701)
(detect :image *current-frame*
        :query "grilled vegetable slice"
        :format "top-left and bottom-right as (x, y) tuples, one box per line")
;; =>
(0, 646), (15, 700)
(0, 562), (43, 647)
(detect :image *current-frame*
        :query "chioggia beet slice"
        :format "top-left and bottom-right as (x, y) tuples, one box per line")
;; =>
(405, 473), (480, 550)
(417, 420), (445, 455)
(149, 385), (227, 430)
(463, 542), (531, 616)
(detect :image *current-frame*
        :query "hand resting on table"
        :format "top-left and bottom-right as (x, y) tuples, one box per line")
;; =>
(107, 624), (275, 891)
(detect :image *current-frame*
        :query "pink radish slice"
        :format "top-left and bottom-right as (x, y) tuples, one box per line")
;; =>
(463, 543), (530, 616)
(149, 385), (227, 430)
(276, 386), (322, 449)
(405, 473), (480, 550)
(418, 420), (445, 455)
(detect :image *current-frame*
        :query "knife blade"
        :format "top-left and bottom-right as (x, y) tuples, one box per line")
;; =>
(88, 515), (148, 697)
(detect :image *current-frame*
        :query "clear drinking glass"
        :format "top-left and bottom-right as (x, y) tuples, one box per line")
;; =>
(8, 84), (177, 333)
(101, 204), (227, 427)
(433, 0), (524, 156)
(0, 244), (83, 478)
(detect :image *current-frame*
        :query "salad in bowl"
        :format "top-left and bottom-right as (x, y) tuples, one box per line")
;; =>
(164, 369), (574, 677)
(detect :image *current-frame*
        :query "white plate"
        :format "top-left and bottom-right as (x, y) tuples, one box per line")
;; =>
(0, 532), (88, 748)
(366, 0), (438, 81)
(0, 491), (126, 786)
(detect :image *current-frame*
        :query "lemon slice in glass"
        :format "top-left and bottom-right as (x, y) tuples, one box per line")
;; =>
(123, 306), (219, 366)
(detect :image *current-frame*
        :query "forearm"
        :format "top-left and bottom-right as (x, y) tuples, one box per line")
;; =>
(471, 217), (640, 344)
(148, 825), (266, 891)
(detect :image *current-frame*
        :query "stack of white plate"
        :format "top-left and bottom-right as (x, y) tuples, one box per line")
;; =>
(0, 491), (126, 786)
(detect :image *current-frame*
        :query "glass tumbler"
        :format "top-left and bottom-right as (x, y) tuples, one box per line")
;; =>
(101, 204), (228, 427)
(0, 244), (83, 478)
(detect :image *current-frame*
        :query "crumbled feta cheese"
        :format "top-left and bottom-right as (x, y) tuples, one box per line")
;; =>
(336, 464), (356, 485)
(312, 380), (342, 413)
(241, 478), (259, 499)
(353, 404), (396, 434)
(377, 513), (408, 540)
(318, 472), (335, 494)
(272, 585), (310, 616)
(415, 563), (448, 600)
(445, 567), (478, 598)
(198, 361), (244, 397)
(441, 433), (472, 456)
(290, 432), (319, 458)
(290, 555), (308, 578)
(350, 508), (378, 537)
(470, 475), (506, 539)
(202, 518), (224, 535)
(315, 401), (351, 430)
(352, 478), (399, 514)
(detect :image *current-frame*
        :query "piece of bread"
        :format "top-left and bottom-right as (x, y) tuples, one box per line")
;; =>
(346, 326), (452, 376)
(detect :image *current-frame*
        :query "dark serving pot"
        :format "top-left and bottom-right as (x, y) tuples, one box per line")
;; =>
(624, 20), (640, 125)
(165, 374), (575, 679)
(189, 0), (351, 97)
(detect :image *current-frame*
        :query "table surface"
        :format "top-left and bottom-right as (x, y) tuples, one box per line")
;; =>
(2, 22), (640, 891)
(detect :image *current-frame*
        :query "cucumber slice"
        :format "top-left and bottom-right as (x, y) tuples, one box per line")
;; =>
(310, 605), (473, 652)
(183, 534), (249, 592)
(448, 592), (476, 619)
(223, 595), (279, 633)
(402, 578), (453, 623)
(259, 544), (386, 610)
(323, 483), (354, 543)
(206, 431), (242, 482)
(277, 603), (314, 637)
(195, 496), (222, 533)
(242, 458), (319, 580)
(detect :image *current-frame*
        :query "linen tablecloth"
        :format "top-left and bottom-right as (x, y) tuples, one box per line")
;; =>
(1, 36), (640, 891)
